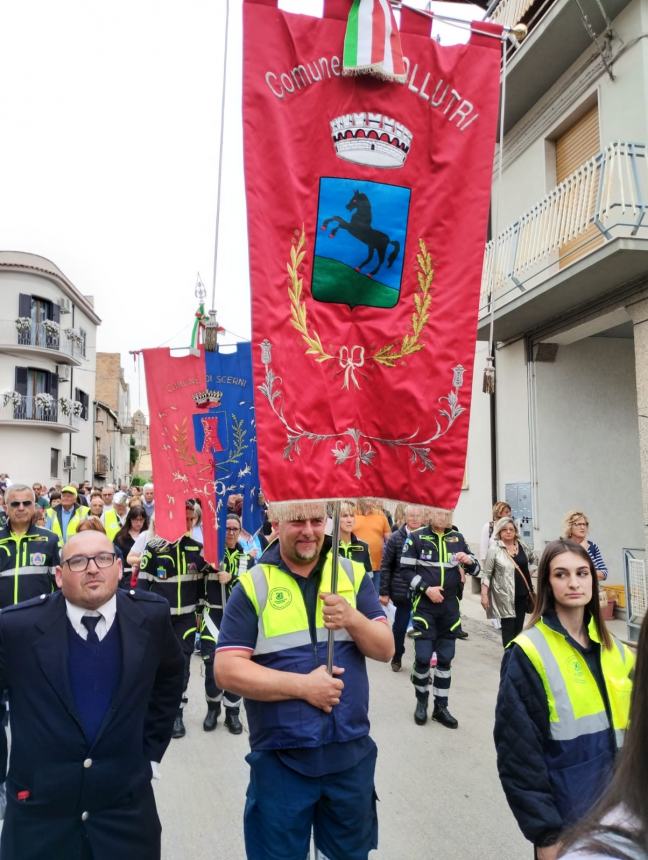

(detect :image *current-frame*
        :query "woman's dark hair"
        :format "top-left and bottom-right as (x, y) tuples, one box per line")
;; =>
(561, 613), (647, 858)
(114, 505), (149, 548)
(527, 539), (611, 650)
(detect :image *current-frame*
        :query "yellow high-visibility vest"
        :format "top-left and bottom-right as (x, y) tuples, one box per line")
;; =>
(515, 617), (633, 748)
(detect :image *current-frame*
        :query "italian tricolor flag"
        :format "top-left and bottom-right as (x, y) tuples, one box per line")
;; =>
(343, 0), (407, 83)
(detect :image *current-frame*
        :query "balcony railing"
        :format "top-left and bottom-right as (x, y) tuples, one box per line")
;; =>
(481, 141), (648, 311)
(0, 318), (84, 360)
(488, 0), (536, 26)
(0, 394), (80, 429)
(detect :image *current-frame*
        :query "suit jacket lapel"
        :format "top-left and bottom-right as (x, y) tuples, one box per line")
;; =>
(92, 591), (151, 746)
(33, 592), (84, 735)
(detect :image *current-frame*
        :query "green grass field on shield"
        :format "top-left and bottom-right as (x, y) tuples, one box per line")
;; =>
(312, 256), (399, 309)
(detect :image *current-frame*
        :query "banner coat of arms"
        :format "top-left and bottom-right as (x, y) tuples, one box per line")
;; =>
(244, 0), (502, 509)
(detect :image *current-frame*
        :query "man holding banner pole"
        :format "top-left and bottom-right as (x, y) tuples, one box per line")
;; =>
(215, 501), (393, 860)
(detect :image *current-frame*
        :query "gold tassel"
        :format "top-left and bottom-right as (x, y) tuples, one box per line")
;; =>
(204, 310), (220, 352)
(266, 500), (328, 523)
(482, 354), (495, 395)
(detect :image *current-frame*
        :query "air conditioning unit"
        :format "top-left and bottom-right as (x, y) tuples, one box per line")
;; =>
(57, 364), (70, 381)
(59, 297), (72, 314)
(63, 454), (78, 471)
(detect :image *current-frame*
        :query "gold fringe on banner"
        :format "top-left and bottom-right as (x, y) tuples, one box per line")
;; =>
(265, 499), (452, 524)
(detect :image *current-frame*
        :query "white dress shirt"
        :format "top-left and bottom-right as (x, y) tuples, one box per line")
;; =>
(65, 595), (117, 642)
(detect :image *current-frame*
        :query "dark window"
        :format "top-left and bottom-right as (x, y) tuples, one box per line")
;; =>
(74, 388), (89, 420)
(14, 366), (59, 420)
(50, 448), (60, 477)
(17, 295), (58, 348)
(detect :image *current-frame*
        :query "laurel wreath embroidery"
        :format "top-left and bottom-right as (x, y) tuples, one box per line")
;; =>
(172, 417), (198, 468)
(373, 240), (433, 367)
(288, 229), (334, 363)
(287, 227), (433, 378)
(258, 340), (465, 478)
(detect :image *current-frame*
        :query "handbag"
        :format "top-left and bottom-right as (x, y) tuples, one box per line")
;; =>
(510, 550), (535, 614)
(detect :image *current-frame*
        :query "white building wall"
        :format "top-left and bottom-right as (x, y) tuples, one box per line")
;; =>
(0, 259), (99, 486)
(454, 341), (493, 548)
(496, 338), (531, 491)
(0, 426), (68, 485)
(533, 337), (643, 583)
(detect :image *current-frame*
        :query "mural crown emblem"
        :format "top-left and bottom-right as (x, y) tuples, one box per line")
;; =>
(330, 111), (413, 169)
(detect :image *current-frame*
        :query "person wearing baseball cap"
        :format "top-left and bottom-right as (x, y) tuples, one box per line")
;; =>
(49, 486), (89, 546)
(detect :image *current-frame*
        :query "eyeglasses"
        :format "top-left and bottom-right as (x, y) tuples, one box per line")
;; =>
(572, 521), (589, 528)
(9, 500), (33, 509)
(225, 527), (241, 533)
(63, 552), (116, 573)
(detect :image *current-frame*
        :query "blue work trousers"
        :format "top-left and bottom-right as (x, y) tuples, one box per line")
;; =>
(244, 745), (378, 860)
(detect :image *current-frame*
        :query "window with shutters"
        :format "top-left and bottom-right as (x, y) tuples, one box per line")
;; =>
(78, 327), (87, 358)
(554, 104), (602, 268)
(14, 366), (59, 421)
(74, 388), (90, 420)
(51, 448), (60, 477)
(17, 294), (60, 348)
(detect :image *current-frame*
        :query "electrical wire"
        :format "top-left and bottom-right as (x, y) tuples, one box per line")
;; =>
(211, 0), (230, 311)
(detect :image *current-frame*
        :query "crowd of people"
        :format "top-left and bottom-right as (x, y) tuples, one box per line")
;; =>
(0, 474), (644, 860)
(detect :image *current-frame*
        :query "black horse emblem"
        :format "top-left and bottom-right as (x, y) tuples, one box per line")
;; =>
(321, 191), (400, 278)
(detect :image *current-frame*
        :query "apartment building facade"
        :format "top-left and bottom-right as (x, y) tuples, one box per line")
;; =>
(95, 352), (133, 487)
(461, 0), (648, 609)
(0, 252), (100, 486)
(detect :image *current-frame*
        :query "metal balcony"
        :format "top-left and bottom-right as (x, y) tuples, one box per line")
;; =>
(478, 141), (648, 341)
(0, 395), (80, 433)
(487, 0), (633, 133)
(0, 319), (83, 366)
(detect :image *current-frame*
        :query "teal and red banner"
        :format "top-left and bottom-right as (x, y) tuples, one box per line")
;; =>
(244, 0), (502, 508)
(143, 343), (262, 563)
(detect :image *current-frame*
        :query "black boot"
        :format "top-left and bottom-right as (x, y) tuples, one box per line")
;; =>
(172, 711), (186, 738)
(414, 694), (429, 726)
(224, 709), (243, 735)
(203, 702), (220, 732)
(432, 704), (458, 729)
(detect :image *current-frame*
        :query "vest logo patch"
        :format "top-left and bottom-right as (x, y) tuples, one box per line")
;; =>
(269, 587), (292, 610)
(569, 658), (586, 684)
(31, 553), (46, 566)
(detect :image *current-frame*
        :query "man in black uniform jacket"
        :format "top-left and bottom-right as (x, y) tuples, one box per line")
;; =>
(400, 509), (479, 729)
(0, 529), (184, 860)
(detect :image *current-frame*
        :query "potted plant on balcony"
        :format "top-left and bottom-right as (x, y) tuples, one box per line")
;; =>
(1, 391), (22, 408)
(42, 319), (60, 337)
(64, 328), (84, 346)
(59, 396), (73, 416)
(34, 392), (55, 413)
(71, 400), (84, 418)
(14, 317), (31, 334)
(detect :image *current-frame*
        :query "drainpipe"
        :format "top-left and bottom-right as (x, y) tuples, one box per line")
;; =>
(67, 305), (75, 484)
(489, 353), (498, 505)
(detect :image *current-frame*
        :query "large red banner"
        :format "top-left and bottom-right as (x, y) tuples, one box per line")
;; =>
(143, 349), (218, 563)
(244, 0), (501, 508)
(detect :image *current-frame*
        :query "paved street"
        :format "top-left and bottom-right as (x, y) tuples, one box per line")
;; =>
(155, 593), (530, 859)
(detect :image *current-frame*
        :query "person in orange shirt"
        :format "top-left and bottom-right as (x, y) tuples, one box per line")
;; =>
(353, 498), (391, 591)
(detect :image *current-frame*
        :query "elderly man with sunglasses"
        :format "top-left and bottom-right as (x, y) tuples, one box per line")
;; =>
(0, 529), (184, 860)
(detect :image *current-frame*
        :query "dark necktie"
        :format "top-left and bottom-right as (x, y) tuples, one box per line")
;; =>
(81, 615), (100, 645)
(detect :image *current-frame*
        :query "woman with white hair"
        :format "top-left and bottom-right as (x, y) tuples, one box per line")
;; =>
(481, 516), (537, 647)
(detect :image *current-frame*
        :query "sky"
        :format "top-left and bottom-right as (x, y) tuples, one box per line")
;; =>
(0, 0), (482, 417)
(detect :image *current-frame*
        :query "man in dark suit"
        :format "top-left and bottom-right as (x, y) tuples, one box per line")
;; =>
(0, 529), (185, 860)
